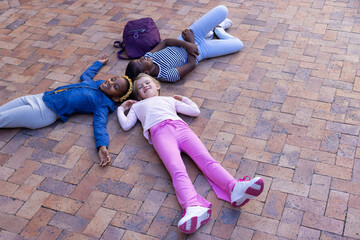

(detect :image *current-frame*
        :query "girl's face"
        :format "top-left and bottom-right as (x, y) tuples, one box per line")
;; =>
(135, 76), (160, 100)
(100, 76), (127, 102)
(131, 56), (154, 73)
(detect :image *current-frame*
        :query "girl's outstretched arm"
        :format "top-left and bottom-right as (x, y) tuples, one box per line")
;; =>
(117, 100), (138, 131)
(80, 55), (108, 82)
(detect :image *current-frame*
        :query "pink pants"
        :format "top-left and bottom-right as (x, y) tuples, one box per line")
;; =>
(150, 120), (237, 209)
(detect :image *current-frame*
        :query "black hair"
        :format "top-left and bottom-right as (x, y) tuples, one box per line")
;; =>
(125, 61), (142, 82)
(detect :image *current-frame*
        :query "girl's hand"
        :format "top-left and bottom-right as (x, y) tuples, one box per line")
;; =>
(120, 100), (137, 111)
(182, 29), (195, 43)
(173, 95), (183, 101)
(185, 42), (199, 58)
(98, 146), (111, 167)
(99, 55), (109, 65)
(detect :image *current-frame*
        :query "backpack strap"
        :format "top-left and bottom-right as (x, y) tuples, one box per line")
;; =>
(113, 41), (129, 60)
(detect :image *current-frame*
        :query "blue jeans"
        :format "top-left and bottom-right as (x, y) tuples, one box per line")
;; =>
(0, 93), (58, 129)
(177, 5), (243, 62)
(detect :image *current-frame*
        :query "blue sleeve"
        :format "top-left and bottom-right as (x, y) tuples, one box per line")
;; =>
(80, 61), (103, 82)
(93, 107), (110, 149)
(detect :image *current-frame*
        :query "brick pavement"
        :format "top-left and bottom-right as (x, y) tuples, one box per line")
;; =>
(1, 0), (360, 239)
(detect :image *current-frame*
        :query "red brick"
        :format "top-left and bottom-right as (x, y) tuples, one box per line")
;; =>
(297, 226), (320, 240)
(146, 207), (178, 239)
(0, 212), (28, 234)
(52, 132), (80, 154)
(293, 159), (315, 185)
(325, 190), (349, 220)
(237, 212), (279, 235)
(103, 194), (142, 214)
(348, 194), (360, 210)
(83, 207), (116, 238)
(21, 207), (55, 239)
(286, 135), (321, 150)
(257, 163), (293, 180)
(271, 178), (309, 197)
(314, 162), (352, 180)
(285, 194), (326, 215)
(309, 174), (331, 201)
(265, 132), (287, 154)
(262, 190), (287, 220)
(138, 190), (167, 217)
(276, 207), (303, 239)
(76, 190), (107, 220)
(69, 175), (100, 202)
(230, 226), (254, 240)
(111, 212), (152, 233)
(16, 190), (50, 219)
(37, 226), (62, 240)
(43, 194), (82, 214)
(0, 179), (19, 197)
(7, 160), (40, 185)
(302, 212), (344, 234)
(344, 208), (360, 238)
(4, 146), (33, 169)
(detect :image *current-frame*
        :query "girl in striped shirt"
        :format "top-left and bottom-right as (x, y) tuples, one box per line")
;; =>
(125, 5), (243, 82)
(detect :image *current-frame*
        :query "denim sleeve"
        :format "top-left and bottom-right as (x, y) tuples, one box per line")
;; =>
(80, 61), (103, 82)
(93, 107), (110, 149)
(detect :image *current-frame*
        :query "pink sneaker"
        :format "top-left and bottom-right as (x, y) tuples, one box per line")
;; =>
(230, 176), (264, 207)
(177, 206), (211, 234)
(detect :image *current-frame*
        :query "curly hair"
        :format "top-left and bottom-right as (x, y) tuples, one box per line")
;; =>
(125, 60), (142, 81)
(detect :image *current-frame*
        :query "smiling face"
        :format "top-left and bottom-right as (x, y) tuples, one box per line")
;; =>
(134, 74), (160, 100)
(131, 57), (153, 73)
(99, 76), (127, 102)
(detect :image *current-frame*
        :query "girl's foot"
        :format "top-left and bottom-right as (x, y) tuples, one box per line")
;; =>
(230, 176), (264, 207)
(206, 18), (232, 39)
(214, 27), (237, 39)
(218, 18), (232, 29)
(178, 206), (211, 234)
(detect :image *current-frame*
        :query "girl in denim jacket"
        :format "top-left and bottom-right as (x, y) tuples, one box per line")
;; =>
(0, 55), (133, 166)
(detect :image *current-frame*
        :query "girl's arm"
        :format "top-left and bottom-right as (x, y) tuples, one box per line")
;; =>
(117, 100), (138, 131)
(174, 95), (200, 117)
(93, 107), (111, 167)
(150, 39), (198, 58)
(80, 55), (108, 82)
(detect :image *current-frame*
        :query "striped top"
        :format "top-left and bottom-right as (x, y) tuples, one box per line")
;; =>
(144, 46), (189, 82)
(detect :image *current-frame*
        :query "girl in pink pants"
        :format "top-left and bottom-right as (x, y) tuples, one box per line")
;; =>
(117, 73), (264, 234)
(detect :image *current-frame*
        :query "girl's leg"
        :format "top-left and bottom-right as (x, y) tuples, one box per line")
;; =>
(150, 122), (212, 209)
(176, 122), (237, 203)
(178, 5), (228, 43)
(0, 94), (57, 129)
(196, 37), (244, 61)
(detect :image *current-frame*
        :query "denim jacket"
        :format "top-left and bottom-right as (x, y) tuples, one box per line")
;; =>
(43, 61), (115, 148)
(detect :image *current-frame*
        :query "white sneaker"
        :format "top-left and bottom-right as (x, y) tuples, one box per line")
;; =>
(178, 206), (211, 234)
(218, 18), (232, 30)
(214, 27), (236, 39)
(206, 30), (214, 39)
(230, 176), (264, 207)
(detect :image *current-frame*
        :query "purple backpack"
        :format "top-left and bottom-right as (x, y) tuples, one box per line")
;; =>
(114, 17), (161, 60)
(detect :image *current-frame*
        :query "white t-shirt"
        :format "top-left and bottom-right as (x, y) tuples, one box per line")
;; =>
(117, 96), (200, 143)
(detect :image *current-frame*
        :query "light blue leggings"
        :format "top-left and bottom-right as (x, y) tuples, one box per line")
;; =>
(177, 5), (243, 62)
(0, 93), (58, 129)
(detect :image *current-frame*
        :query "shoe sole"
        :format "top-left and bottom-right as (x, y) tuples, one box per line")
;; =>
(178, 209), (211, 234)
(232, 178), (264, 207)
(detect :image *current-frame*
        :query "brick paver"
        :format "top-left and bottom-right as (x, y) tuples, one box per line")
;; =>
(1, 0), (360, 239)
